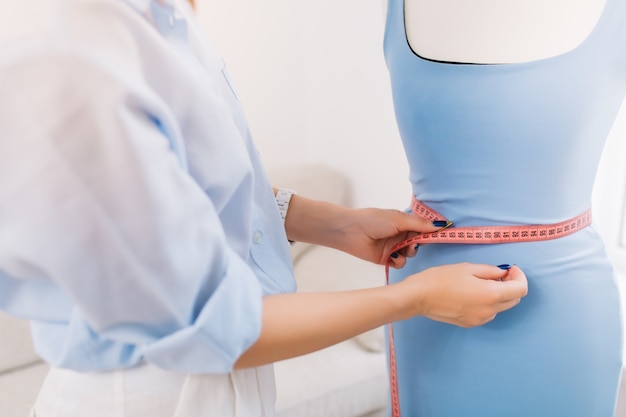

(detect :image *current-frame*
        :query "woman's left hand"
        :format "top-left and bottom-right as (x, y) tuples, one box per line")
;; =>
(283, 194), (444, 268)
(330, 207), (443, 268)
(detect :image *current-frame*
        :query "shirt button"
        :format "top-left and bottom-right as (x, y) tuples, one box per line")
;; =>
(253, 231), (263, 244)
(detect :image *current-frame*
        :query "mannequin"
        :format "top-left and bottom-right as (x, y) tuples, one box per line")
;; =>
(383, 0), (607, 64)
(382, 0), (624, 416)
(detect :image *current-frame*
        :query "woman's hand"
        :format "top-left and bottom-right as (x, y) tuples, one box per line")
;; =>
(329, 207), (445, 268)
(397, 263), (528, 327)
(282, 194), (444, 268)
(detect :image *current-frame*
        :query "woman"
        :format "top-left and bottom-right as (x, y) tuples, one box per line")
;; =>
(383, 0), (624, 415)
(0, 0), (527, 416)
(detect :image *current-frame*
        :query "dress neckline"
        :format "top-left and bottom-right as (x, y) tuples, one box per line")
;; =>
(400, 0), (616, 67)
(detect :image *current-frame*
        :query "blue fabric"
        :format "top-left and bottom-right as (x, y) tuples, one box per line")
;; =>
(384, 0), (625, 415)
(0, 0), (295, 374)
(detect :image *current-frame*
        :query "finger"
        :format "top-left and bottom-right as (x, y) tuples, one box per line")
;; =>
(388, 252), (407, 269)
(499, 265), (529, 296)
(403, 243), (420, 258)
(392, 211), (445, 234)
(494, 297), (522, 313)
(468, 264), (528, 301)
(501, 265), (526, 284)
(468, 263), (512, 281)
(392, 238), (419, 259)
(493, 266), (529, 301)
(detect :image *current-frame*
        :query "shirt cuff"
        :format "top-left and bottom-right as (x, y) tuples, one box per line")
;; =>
(142, 249), (263, 373)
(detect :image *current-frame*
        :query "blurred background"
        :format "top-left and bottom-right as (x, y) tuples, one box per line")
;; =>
(196, 0), (409, 210)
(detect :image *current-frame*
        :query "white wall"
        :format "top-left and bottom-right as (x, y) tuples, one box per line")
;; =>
(195, 0), (626, 274)
(196, 0), (411, 210)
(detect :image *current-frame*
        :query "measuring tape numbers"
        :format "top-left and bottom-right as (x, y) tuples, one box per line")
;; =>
(384, 198), (592, 417)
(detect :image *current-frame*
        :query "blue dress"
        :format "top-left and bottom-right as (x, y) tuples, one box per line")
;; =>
(384, 0), (625, 415)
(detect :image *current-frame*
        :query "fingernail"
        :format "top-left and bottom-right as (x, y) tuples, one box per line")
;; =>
(391, 252), (399, 259)
(414, 244), (420, 251)
(497, 264), (512, 270)
(433, 220), (451, 228)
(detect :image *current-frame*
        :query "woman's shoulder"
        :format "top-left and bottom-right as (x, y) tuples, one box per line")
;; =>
(0, 0), (155, 84)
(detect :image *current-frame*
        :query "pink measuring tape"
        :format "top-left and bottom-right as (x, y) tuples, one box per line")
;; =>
(384, 197), (592, 417)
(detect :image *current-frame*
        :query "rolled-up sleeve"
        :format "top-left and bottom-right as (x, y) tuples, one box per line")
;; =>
(0, 47), (262, 373)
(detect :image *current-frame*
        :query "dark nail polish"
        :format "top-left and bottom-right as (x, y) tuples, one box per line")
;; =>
(414, 244), (420, 250)
(391, 252), (399, 259)
(433, 220), (449, 228)
(497, 264), (512, 270)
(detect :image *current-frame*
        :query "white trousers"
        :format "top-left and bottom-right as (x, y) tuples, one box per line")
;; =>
(31, 363), (277, 417)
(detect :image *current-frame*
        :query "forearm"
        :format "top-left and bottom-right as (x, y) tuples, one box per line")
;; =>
(234, 283), (414, 369)
(282, 193), (355, 250)
(235, 263), (528, 369)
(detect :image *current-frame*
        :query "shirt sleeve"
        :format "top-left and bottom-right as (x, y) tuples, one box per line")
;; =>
(0, 46), (263, 373)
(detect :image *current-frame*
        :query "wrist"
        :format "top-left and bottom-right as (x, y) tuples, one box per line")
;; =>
(275, 188), (297, 225)
(284, 195), (353, 247)
(388, 277), (427, 321)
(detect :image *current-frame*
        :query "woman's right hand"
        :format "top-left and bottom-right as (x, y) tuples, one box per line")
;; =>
(397, 263), (528, 327)
(236, 262), (527, 369)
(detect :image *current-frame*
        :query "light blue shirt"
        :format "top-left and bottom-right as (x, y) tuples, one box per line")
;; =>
(0, 0), (296, 374)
